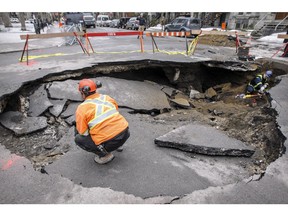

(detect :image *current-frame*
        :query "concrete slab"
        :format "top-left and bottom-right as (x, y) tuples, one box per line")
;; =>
(0, 111), (47, 136)
(0, 144), (176, 204)
(155, 124), (255, 157)
(47, 77), (171, 112)
(96, 77), (171, 111)
(170, 98), (191, 108)
(48, 80), (82, 102)
(64, 115), (75, 126)
(45, 109), (250, 199)
(28, 84), (53, 117)
(60, 102), (81, 118)
(161, 86), (177, 97)
(49, 99), (67, 117)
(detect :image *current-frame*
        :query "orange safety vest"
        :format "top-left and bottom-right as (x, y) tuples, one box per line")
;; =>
(76, 93), (129, 145)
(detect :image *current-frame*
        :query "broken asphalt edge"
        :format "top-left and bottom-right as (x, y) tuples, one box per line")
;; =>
(154, 139), (255, 157)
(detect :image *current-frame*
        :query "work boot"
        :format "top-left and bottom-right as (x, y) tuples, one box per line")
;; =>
(116, 145), (124, 152)
(94, 153), (114, 164)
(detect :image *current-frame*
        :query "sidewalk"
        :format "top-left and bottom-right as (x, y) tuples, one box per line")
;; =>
(0, 23), (64, 53)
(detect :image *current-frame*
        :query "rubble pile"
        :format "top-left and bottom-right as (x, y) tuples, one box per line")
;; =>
(197, 34), (237, 47)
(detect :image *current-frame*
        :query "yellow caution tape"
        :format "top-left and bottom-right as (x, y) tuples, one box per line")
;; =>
(19, 52), (78, 61)
(20, 47), (196, 61)
(187, 36), (199, 56)
(92, 50), (142, 54)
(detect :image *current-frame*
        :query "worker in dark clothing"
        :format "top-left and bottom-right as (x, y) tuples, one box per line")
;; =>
(160, 16), (165, 32)
(75, 79), (130, 164)
(137, 13), (146, 39)
(282, 29), (288, 57)
(246, 70), (273, 94)
(34, 18), (41, 34)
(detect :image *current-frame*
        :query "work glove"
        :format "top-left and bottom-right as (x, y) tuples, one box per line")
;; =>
(259, 86), (265, 94)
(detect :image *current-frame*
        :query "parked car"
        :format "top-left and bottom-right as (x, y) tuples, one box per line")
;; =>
(83, 14), (96, 28)
(126, 17), (140, 30)
(63, 12), (84, 25)
(10, 18), (19, 23)
(109, 19), (120, 28)
(164, 17), (201, 33)
(118, 17), (130, 29)
(96, 15), (111, 27)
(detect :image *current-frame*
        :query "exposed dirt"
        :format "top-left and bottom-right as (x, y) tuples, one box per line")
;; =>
(197, 34), (237, 47)
(156, 81), (286, 175)
(0, 118), (71, 170)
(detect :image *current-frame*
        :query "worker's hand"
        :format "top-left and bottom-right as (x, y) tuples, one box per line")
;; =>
(259, 86), (265, 93)
(263, 83), (269, 89)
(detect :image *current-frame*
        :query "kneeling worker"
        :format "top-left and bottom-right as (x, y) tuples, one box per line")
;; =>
(246, 70), (273, 95)
(75, 79), (130, 164)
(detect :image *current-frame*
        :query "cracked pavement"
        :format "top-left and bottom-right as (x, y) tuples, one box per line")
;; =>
(0, 25), (288, 204)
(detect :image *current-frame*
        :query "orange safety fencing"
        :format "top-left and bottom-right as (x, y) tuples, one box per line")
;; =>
(147, 30), (248, 56)
(20, 29), (277, 65)
(19, 31), (144, 65)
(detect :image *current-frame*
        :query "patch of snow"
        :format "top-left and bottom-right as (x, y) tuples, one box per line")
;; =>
(257, 32), (286, 44)
(0, 23), (52, 44)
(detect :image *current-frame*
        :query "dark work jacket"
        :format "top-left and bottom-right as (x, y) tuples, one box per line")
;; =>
(137, 17), (146, 26)
(248, 74), (267, 91)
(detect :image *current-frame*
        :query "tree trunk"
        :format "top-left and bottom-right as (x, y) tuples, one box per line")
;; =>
(1, 12), (12, 27)
(19, 12), (26, 31)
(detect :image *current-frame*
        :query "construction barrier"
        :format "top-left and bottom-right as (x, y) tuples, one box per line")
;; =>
(146, 31), (191, 37)
(271, 42), (288, 58)
(147, 30), (249, 56)
(146, 31), (200, 56)
(272, 34), (288, 58)
(19, 31), (144, 65)
(221, 22), (226, 30)
(277, 34), (288, 39)
(22, 28), (284, 65)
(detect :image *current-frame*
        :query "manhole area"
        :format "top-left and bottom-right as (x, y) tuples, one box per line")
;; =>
(0, 61), (286, 175)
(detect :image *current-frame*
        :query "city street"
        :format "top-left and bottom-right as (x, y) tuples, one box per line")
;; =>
(0, 21), (288, 206)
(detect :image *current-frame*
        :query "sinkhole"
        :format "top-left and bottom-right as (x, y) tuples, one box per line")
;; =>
(0, 59), (287, 179)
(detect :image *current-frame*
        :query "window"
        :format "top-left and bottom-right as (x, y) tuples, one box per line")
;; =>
(176, 19), (187, 25)
(191, 19), (199, 24)
(238, 12), (244, 15)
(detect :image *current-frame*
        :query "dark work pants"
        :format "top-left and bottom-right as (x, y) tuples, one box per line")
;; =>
(75, 127), (130, 157)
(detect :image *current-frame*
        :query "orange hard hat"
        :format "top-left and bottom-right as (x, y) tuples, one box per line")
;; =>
(78, 79), (97, 93)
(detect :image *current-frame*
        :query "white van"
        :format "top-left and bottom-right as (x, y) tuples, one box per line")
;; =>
(96, 15), (111, 27)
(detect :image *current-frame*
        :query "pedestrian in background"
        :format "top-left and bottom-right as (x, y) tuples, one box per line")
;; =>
(137, 13), (146, 39)
(75, 79), (130, 164)
(33, 18), (41, 34)
(160, 16), (165, 32)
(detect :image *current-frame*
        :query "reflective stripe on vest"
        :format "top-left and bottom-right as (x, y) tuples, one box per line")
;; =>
(249, 75), (263, 89)
(81, 95), (119, 130)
